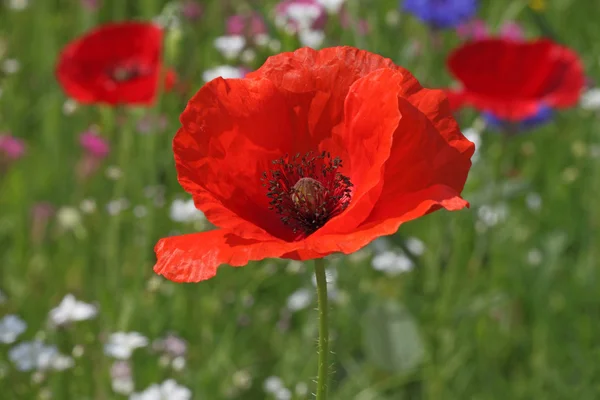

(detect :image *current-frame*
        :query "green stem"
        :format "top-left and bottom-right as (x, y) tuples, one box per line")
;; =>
(314, 258), (329, 400)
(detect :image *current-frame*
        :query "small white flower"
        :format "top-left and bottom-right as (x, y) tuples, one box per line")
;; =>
(405, 237), (425, 256)
(169, 198), (206, 223)
(254, 33), (270, 47)
(111, 360), (134, 394)
(202, 65), (244, 82)
(49, 294), (98, 326)
(56, 207), (82, 230)
(9, 341), (68, 371)
(295, 382), (308, 396)
(2, 58), (20, 74)
(105, 166), (123, 180)
(171, 356), (186, 371)
(268, 39), (282, 53)
(286, 288), (313, 312)
(477, 204), (508, 227)
(113, 378), (135, 395)
(80, 198), (97, 214)
(275, 387), (292, 400)
(372, 250), (414, 276)
(62, 99), (78, 115)
(385, 9), (401, 27)
(263, 376), (284, 394)
(106, 198), (130, 216)
(130, 379), (191, 400)
(214, 35), (246, 59)
(463, 127), (481, 162)
(298, 29), (325, 48)
(240, 48), (256, 64)
(526, 192), (542, 211)
(0, 314), (27, 344)
(284, 3), (322, 31)
(527, 248), (543, 266)
(232, 369), (252, 389)
(104, 332), (149, 360)
(317, 0), (345, 13)
(133, 205), (148, 218)
(6, 0), (29, 10)
(580, 88), (600, 110)
(51, 354), (75, 370)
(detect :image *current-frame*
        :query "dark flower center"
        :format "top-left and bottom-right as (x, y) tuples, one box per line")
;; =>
(263, 151), (353, 238)
(106, 62), (151, 83)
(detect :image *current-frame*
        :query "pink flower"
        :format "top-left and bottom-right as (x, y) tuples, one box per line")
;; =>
(226, 12), (268, 37)
(80, 130), (109, 159)
(456, 19), (489, 41)
(499, 21), (524, 41)
(0, 134), (26, 160)
(80, 0), (100, 11)
(181, 1), (203, 21)
(457, 19), (525, 42)
(30, 202), (55, 244)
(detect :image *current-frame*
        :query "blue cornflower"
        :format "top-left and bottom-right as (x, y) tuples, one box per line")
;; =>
(402, 0), (479, 28)
(483, 104), (554, 133)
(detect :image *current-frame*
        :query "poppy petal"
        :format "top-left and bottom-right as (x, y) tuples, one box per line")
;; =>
(381, 95), (473, 199)
(447, 38), (584, 120)
(154, 229), (302, 282)
(247, 46), (408, 149)
(56, 22), (165, 105)
(174, 77), (298, 241)
(317, 68), (404, 234)
(306, 184), (467, 255)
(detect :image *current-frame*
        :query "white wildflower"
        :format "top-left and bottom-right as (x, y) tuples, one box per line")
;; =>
(104, 332), (149, 360)
(49, 294), (98, 326)
(286, 288), (312, 312)
(580, 88), (600, 110)
(169, 198), (205, 223)
(298, 29), (325, 48)
(372, 250), (414, 276)
(0, 314), (27, 344)
(130, 379), (191, 400)
(214, 35), (246, 59)
(202, 65), (244, 82)
(405, 237), (425, 256)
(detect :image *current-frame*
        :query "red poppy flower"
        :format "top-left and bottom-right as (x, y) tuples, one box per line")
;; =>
(446, 38), (584, 120)
(154, 47), (474, 282)
(56, 22), (175, 106)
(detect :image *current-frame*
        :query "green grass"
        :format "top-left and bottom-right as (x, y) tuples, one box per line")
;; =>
(1, 0), (600, 399)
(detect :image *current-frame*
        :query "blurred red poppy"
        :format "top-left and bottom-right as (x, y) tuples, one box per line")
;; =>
(56, 22), (175, 106)
(446, 38), (584, 120)
(154, 47), (474, 282)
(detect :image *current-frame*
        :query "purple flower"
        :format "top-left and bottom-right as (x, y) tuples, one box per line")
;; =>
(80, 130), (109, 159)
(402, 0), (478, 29)
(0, 134), (26, 160)
(227, 12), (268, 37)
(483, 104), (553, 133)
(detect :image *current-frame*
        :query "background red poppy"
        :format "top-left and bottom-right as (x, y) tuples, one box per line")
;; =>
(446, 38), (584, 120)
(56, 22), (171, 106)
(154, 47), (475, 282)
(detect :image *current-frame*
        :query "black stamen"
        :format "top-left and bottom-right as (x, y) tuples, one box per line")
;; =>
(261, 151), (353, 238)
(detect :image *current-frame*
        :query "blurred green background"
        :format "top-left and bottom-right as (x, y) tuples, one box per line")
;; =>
(1, 0), (600, 399)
